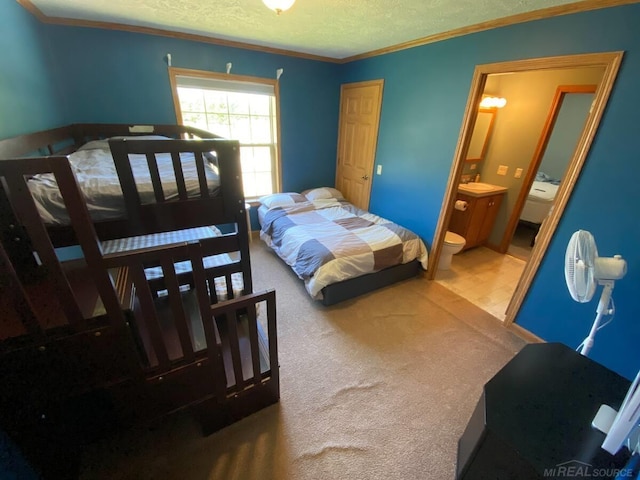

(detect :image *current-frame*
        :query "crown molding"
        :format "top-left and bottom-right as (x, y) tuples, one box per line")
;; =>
(342, 0), (639, 63)
(17, 0), (640, 64)
(16, 0), (341, 63)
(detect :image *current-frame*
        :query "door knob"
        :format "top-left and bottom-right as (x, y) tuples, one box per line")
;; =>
(362, 174), (369, 180)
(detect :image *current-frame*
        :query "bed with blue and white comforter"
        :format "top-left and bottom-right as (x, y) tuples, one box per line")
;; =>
(260, 197), (428, 300)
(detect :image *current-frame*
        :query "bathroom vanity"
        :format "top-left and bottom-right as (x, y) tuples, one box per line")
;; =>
(450, 183), (507, 250)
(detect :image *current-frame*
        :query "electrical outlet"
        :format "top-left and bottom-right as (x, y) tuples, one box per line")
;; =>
(514, 168), (523, 179)
(497, 165), (509, 176)
(470, 163), (477, 170)
(376, 165), (383, 175)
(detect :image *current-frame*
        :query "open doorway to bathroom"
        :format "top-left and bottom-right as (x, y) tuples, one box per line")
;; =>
(427, 52), (623, 325)
(501, 83), (597, 262)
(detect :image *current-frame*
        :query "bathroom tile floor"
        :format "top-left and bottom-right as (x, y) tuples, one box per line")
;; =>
(434, 247), (526, 321)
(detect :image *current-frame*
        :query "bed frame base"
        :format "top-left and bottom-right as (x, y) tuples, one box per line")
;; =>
(321, 260), (421, 306)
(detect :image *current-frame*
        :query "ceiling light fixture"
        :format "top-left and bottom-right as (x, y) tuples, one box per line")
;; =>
(479, 96), (507, 108)
(262, 0), (295, 15)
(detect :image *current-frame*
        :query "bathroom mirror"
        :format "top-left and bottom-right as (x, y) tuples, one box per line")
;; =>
(466, 108), (496, 162)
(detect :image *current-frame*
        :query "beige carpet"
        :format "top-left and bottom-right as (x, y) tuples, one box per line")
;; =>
(80, 240), (528, 480)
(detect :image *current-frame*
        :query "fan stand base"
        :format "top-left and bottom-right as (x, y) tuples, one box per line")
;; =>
(592, 404), (618, 433)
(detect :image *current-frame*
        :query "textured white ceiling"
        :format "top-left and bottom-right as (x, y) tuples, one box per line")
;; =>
(29, 0), (588, 59)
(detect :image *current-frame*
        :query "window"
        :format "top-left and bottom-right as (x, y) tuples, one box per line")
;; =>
(170, 69), (280, 198)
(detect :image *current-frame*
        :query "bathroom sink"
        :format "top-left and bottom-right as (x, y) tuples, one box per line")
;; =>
(459, 182), (498, 192)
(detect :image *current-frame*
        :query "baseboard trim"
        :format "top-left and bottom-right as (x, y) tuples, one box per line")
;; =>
(508, 323), (544, 343)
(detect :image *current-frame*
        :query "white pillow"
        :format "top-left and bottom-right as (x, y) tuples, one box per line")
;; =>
(258, 192), (307, 209)
(302, 187), (344, 201)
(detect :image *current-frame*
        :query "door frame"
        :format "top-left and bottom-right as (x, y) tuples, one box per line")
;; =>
(427, 51), (623, 327)
(335, 79), (384, 210)
(497, 84), (598, 253)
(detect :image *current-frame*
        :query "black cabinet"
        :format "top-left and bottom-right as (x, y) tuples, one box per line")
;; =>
(457, 343), (632, 479)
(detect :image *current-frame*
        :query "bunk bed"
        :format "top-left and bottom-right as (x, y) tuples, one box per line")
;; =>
(0, 123), (236, 245)
(0, 124), (279, 478)
(258, 188), (429, 306)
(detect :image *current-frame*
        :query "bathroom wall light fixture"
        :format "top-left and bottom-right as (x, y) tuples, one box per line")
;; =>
(480, 96), (507, 108)
(262, 0), (296, 15)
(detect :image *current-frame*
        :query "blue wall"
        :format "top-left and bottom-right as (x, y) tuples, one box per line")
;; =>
(0, 1), (65, 139)
(3, 2), (640, 379)
(342, 4), (640, 379)
(44, 25), (341, 193)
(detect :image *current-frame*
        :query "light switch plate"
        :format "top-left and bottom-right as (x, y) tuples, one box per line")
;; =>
(376, 165), (382, 175)
(514, 168), (523, 179)
(470, 163), (477, 170)
(497, 165), (509, 176)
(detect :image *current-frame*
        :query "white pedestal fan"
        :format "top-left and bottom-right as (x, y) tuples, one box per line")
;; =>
(564, 229), (639, 455)
(565, 229), (626, 356)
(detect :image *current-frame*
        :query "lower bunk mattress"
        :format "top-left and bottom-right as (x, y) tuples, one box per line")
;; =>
(258, 193), (428, 302)
(100, 225), (244, 300)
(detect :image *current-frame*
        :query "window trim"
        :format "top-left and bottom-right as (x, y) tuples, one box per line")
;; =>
(168, 67), (282, 197)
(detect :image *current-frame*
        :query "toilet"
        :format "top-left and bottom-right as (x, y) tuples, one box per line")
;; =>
(438, 231), (466, 270)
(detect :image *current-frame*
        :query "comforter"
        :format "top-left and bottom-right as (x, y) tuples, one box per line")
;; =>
(260, 199), (428, 299)
(28, 139), (220, 225)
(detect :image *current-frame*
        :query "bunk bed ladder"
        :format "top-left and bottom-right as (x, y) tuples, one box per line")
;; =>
(98, 240), (279, 431)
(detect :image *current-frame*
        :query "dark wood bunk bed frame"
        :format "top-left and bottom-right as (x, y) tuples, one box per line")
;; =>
(0, 124), (279, 478)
